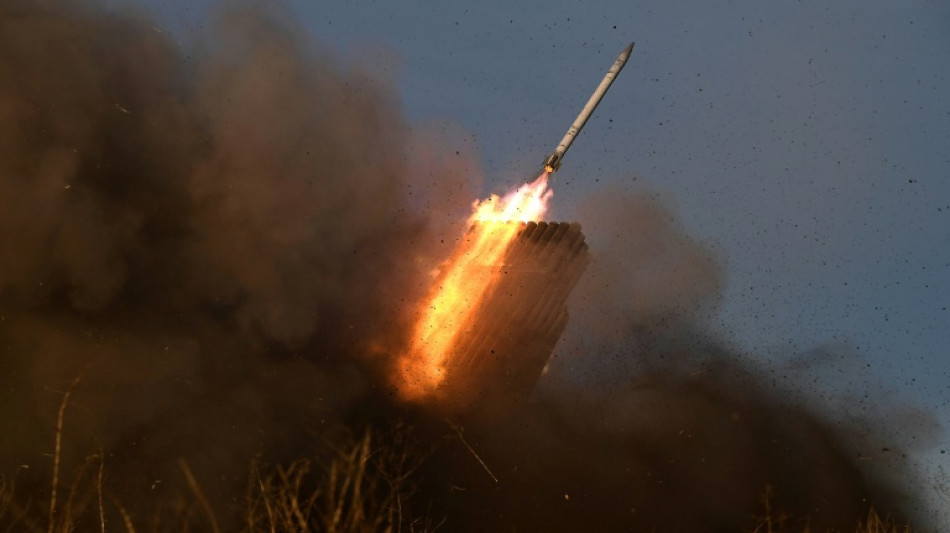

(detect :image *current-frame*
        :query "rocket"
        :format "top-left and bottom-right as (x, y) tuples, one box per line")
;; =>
(542, 42), (634, 173)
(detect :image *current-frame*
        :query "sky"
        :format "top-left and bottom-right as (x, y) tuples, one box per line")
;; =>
(121, 0), (949, 523)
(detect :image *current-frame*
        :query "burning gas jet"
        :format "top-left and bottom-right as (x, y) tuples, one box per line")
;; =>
(396, 45), (634, 409)
(542, 43), (634, 173)
(396, 177), (559, 404)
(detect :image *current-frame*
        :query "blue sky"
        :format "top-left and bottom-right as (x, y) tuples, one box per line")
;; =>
(122, 0), (949, 523)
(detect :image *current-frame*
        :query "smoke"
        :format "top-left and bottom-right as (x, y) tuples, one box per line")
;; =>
(0, 0), (438, 521)
(0, 1), (934, 530)
(556, 188), (725, 377)
(414, 189), (934, 530)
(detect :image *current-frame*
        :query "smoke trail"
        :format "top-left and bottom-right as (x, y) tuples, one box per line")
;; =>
(0, 1), (934, 530)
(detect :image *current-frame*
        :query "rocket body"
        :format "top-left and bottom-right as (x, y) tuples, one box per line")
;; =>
(543, 42), (634, 173)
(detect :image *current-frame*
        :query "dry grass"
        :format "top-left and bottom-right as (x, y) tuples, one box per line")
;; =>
(2, 448), (913, 533)
(750, 509), (909, 533)
(858, 510), (912, 533)
(0, 417), (438, 532)
(750, 485), (910, 533)
(1, 467), (43, 532)
(0, 404), (911, 532)
(0, 459), (916, 533)
(243, 426), (439, 533)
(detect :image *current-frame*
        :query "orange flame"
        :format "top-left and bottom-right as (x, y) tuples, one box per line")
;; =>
(396, 173), (552, 400)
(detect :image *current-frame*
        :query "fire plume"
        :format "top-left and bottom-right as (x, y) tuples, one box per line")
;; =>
(396, 173), (553, 400)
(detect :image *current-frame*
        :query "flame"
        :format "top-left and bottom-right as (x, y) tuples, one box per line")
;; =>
(396, 173), (552, 400)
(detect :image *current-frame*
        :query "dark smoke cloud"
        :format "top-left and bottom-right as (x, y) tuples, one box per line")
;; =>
(0, 1), (933, 531)
(553, 187), (725, 383)
(0, 0), (442, 521)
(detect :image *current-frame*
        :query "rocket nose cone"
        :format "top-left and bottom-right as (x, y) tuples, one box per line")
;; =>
(622, 42), (635, 58)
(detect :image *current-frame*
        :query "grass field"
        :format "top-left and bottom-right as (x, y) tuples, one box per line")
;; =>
(0, 424), (911, 533)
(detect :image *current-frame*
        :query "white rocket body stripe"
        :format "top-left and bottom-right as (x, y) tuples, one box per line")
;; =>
(543, 42), (634, 173)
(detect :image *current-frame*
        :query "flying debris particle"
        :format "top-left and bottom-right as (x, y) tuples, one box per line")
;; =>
(448, 421), (498, 484)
